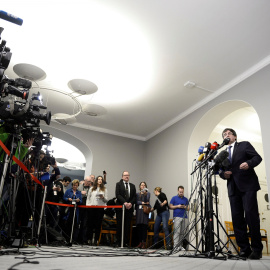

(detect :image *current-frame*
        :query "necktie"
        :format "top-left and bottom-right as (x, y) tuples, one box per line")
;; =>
(228, 146), (232, 163)
(125, 182), (129, 200)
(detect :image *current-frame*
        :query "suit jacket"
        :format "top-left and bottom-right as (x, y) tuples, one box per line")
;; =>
(220, 141), (262, 196)
(115, 179), (136, 209)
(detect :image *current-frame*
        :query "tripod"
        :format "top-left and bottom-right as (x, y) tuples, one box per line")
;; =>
(0, 130), (24, 240)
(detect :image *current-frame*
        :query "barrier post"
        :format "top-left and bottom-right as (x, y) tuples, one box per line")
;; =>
(121, 204), (125, 248)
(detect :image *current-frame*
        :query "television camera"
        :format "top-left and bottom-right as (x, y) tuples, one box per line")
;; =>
(0, 27), (51, 140)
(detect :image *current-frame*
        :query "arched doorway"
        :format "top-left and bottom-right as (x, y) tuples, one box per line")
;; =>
(40, 124), (93, 177)
(188, 100), (269, 253)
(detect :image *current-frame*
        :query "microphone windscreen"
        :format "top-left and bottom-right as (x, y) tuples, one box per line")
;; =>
(198, 146), (204, 154)
(197, 153), (205, 162)
(222, 158), (231, 167)
(215, 150), (229, 163)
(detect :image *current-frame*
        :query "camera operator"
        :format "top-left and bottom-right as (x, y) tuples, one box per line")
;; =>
(45, 161), (62, 230)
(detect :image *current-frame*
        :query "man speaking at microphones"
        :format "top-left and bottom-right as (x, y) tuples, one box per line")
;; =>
(219, 128), (263, 259)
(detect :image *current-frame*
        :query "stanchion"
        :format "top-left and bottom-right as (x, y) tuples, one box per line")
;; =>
(37, 186), (47, 246)
(68, 203), (77, 246)
(121, 204), (125, 248)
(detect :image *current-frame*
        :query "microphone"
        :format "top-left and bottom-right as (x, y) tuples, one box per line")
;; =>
(196, 153), (205, 163)
(222, 158), (231, 168)
(206, 141), (219, 159)
(194, 146), (204, 162)
(141, 188), (148, 193)
(218, 137), (230, 149)
(0, 10), (23, 26)
(203, 142), (211, 157)
(198, 146), (204, 154)
(211, 150), (229, 172)
(214, 150), (229, 164)
(211, 141), (219, 149)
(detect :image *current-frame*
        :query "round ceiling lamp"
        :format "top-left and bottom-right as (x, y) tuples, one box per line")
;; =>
(13, 63), (47, 81)
(68, 79), (98, 95)
(55, 158), (68, 163)
(52, 113), (77, 125)
(82, 104), (107, 116)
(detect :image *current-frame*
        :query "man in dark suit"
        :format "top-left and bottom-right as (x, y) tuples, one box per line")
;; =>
(219, 128), (263, 259)
(115, 171), (136, 247)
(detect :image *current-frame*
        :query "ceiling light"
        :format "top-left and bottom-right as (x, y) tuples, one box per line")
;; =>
(55, 158), (68, 163)
(64, 165), (82, 170)
(82, 104), (107, 116)
(13, 63), (46, 81)
(68, 79), (98, 95)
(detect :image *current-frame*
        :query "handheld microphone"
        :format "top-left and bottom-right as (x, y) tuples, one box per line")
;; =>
(141, 188), (149, 192)
(218, 137), (230, 149)
(0, 10), (23, 26)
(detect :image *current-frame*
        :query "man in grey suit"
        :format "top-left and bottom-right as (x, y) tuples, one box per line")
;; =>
(219, 128), (263, 259)
(115, 171), (136, 247)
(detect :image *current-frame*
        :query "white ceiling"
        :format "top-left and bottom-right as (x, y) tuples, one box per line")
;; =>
(2, 0), (270, 141)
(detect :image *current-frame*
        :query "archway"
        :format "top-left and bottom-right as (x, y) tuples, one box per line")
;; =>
(40, 124), (93, 176)
(188, 100), (269, 253)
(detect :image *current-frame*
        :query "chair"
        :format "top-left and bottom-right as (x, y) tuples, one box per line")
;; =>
(224, 221), (237, 249)
(225, 221), (269, 254)
(260, 229), (268, 254)
(97, 218), (117, 246)
(146, 219), (173, 249)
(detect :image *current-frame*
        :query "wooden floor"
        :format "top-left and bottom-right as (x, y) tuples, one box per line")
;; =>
(1, 245), (270, 270)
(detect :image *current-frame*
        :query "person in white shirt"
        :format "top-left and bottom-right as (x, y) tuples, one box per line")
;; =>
(86, 175), (108, 245)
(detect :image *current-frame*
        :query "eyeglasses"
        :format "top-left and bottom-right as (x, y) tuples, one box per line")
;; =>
(123, 174), (130, 177)
(223, 131), (234, 137)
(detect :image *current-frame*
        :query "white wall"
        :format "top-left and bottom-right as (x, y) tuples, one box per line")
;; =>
(40, 123), (146, 199)
(145, 64), (270, 208)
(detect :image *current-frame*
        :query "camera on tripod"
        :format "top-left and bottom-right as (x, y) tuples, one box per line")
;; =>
(0, 27), (51, 135)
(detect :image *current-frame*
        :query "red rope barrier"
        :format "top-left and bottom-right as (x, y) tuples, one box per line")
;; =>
(45, 201), (123, 208)
(0, 139), (44, 188)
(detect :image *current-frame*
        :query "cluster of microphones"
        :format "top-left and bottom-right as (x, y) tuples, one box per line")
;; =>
(195, 137), (231, 173)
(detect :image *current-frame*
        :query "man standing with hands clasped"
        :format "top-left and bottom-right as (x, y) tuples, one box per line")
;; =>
(115, 171), (136, 247)
(219, 128), (263, 259)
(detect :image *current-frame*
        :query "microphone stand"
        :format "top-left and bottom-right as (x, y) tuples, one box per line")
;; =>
(180, 156), (242, 260)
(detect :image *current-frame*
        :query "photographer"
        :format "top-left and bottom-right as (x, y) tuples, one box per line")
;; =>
(45, 162), (62, 229)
